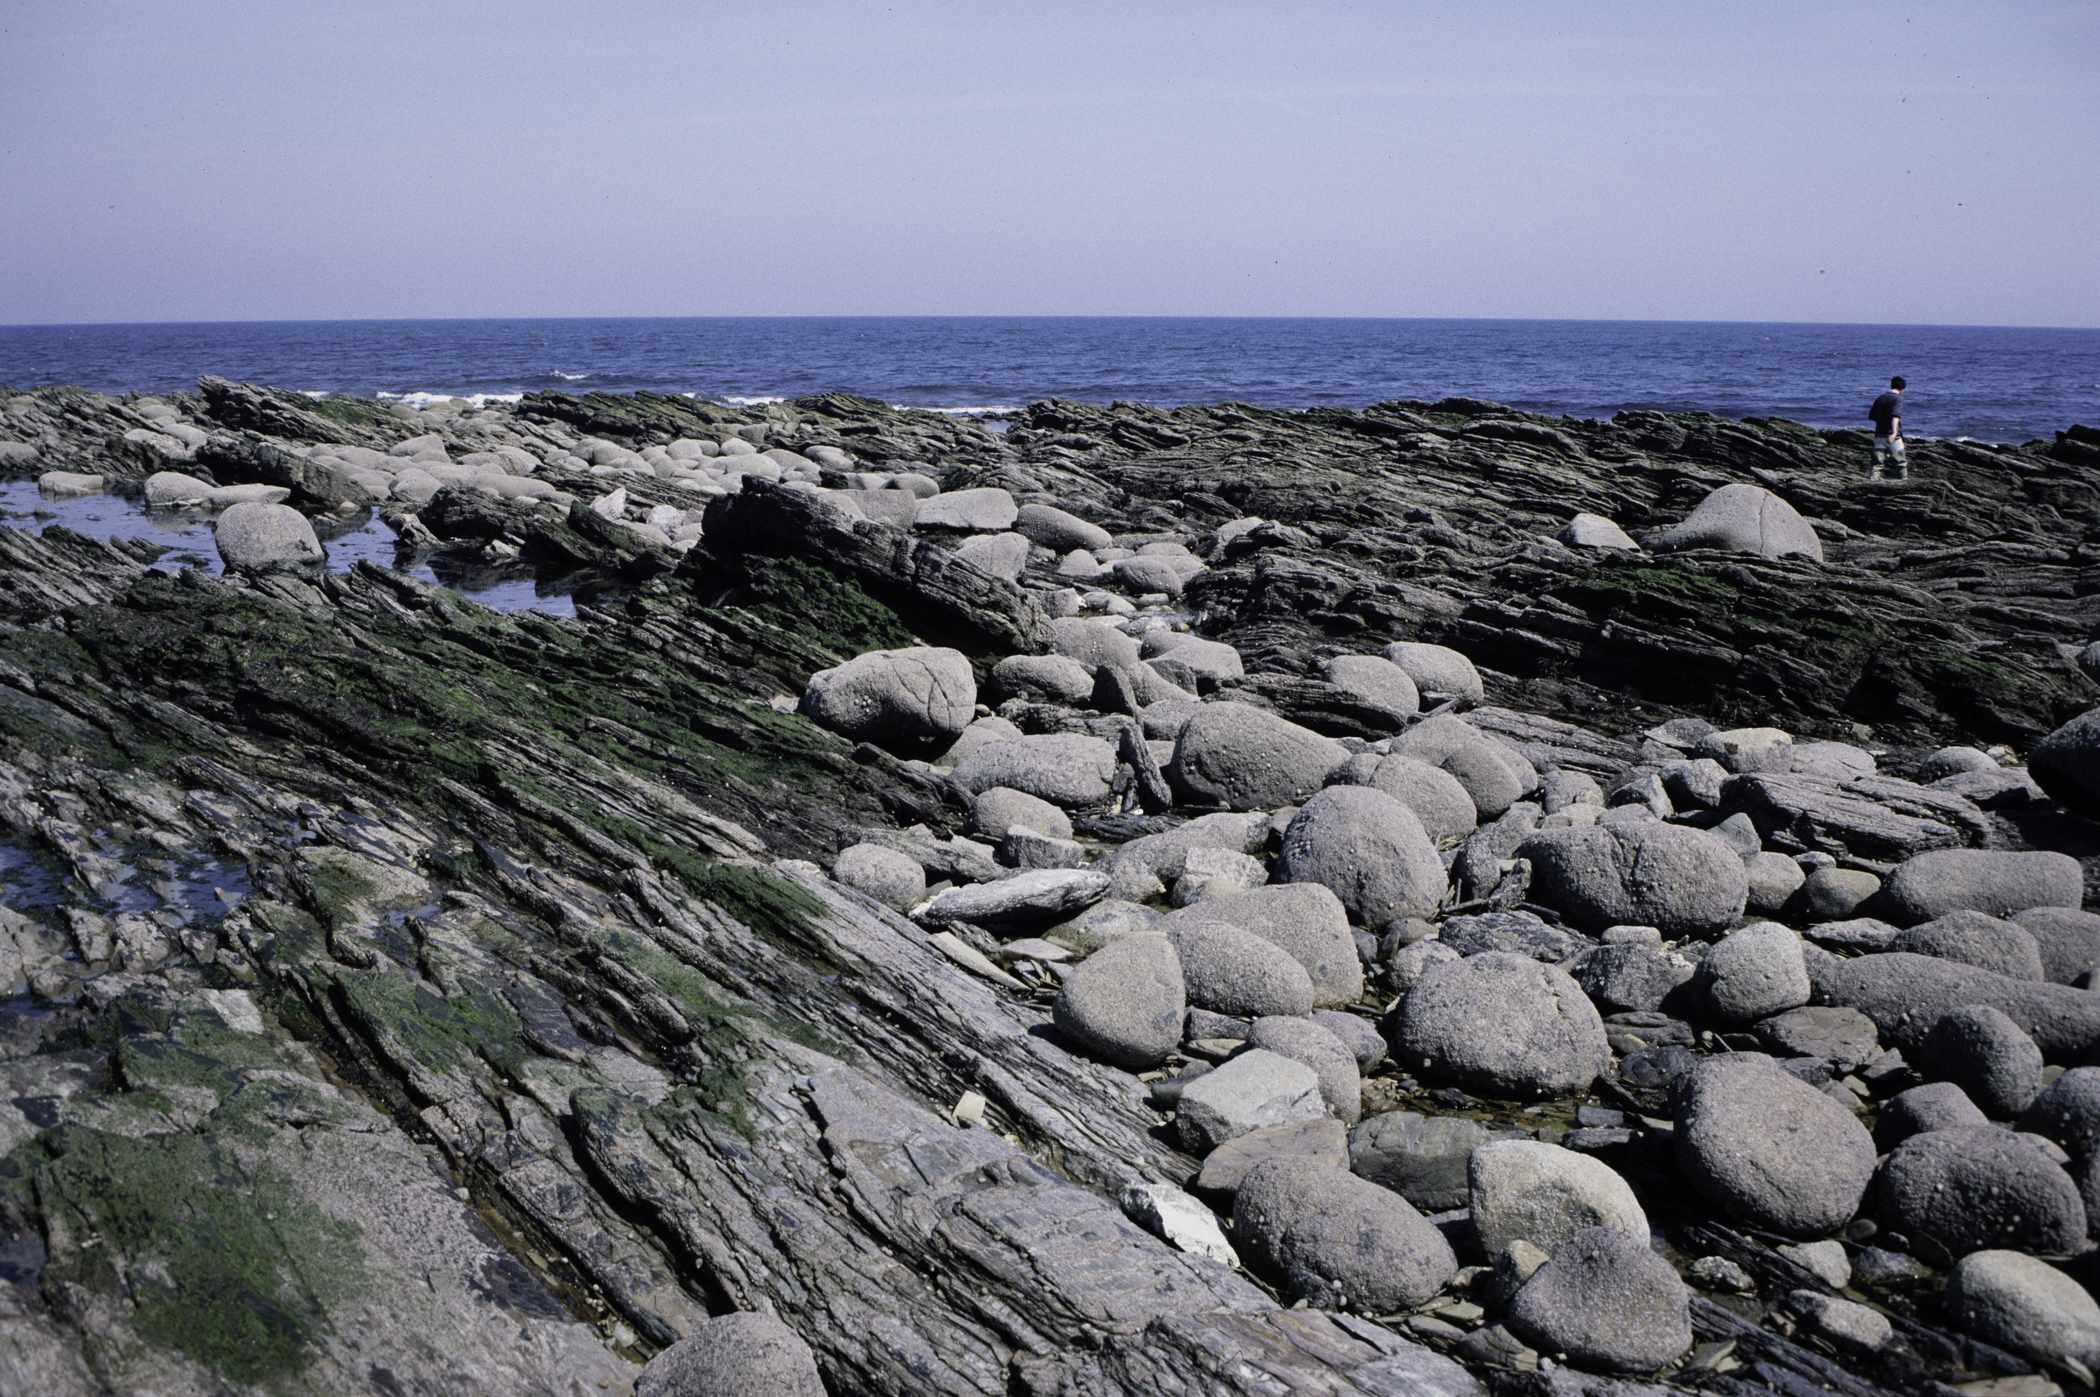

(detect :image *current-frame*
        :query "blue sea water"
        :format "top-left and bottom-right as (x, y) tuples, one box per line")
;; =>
(2, 317), (2095, 446)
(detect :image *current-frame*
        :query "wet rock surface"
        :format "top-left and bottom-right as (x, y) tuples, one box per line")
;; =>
(0, 378), (2095, 1395)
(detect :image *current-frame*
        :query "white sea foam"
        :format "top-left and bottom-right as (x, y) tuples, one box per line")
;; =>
(551, 371), (591, 381)
(375, 391), (525, 409)
(917, 405), (1020, 417)
(723, 395), (786, 406)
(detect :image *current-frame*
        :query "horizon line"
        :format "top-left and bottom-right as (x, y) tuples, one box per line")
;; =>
(5, 313), (2098, 334)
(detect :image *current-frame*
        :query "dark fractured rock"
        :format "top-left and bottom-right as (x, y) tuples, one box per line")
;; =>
(1347, 1110), (1518, 1213)
(2030, 706), (2100, 818)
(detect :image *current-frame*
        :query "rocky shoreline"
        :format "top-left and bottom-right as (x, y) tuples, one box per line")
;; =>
(0, 377), (2096, 1396)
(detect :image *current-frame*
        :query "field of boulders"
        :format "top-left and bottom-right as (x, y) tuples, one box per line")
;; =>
(0, 378), (2096, 1397)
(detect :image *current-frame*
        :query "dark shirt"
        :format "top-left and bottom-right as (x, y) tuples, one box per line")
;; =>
(1870, 390), (1903, 434)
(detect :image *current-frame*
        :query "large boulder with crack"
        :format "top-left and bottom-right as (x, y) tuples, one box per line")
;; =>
(801, 646), (976, 744)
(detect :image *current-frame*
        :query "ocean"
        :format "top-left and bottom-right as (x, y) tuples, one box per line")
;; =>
(2, 317), (2095, 446)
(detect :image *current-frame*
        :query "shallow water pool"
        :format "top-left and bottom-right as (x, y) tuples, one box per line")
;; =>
(1, 478), (579, 616)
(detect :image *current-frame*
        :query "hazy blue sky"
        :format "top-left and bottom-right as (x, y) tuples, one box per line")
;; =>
(2, 1), (2093, 326)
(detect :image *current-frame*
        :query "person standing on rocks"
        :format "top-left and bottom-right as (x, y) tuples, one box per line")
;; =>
(1868, 376), (1908, 480)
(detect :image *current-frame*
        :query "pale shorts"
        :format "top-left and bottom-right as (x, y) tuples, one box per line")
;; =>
(1873, 434), (1906, 454)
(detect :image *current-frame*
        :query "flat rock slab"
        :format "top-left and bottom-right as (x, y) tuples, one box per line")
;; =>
(919, 868), (1111, 927)
(1718, 771), (1990, 864)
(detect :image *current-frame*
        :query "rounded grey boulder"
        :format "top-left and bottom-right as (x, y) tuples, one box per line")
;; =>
(1381, 641), (1484, 703)
(1917, 1004), (2045, 1119)
(635, 1311), (824, 1397)
(1046, 616), (1141, 672)
(1275, 785), (1448, 927)
(1392, 952), (1610, 1099)
(1507, 1226), (1693, 1374)
(1247, 1015), (1361, 1122)
(1358, 753), (1478, 842)
(213, 501), (325, 575)
(1517, 823), (1749, 938)
(1318, 654), (1420, 719)
(1654, 482), (1824, 563)
(1179, 883), (1363, 1008)
(1696, 922), (1811, 1026)
(1944, 1250), (2100, 1380)
(1112, 555), (1184, 597)
(1235, 1157), (1456, 1312)
(1310, 1009), (1387, 1072)
(985, 653), (1096, 706)
(1799, 866), (1882, 921)
(1052, 934), (1185, 1070)
(2017, 1067), (2100, 1161)
(1872, 849), (2084, 926)
(1014, 502), (1112, 552)
(1165, 915), (1317, 1018)
(1889, 910), (2046, 980)
(801, 646), (975, 744)
(1745, 851), (1807, 915)
(2013, 906), (2100, 985)
(951, 733), (1117, 807)
(831, 843), (926, 912)
(1391, 713), (1534, 819)
(1674, 1055), (1875, 1235)
(1469, 1138), (1649, 1256)
(2030, 707), (2100, 819)
(1874, 1081), (1989, 1150)
(969, 785), (1074, 842)
(1167, 704), (1345, 811)
(1879, 1125), (2086, 1256)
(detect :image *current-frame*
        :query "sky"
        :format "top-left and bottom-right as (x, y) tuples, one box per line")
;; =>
(1, 0), (2094, 327)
